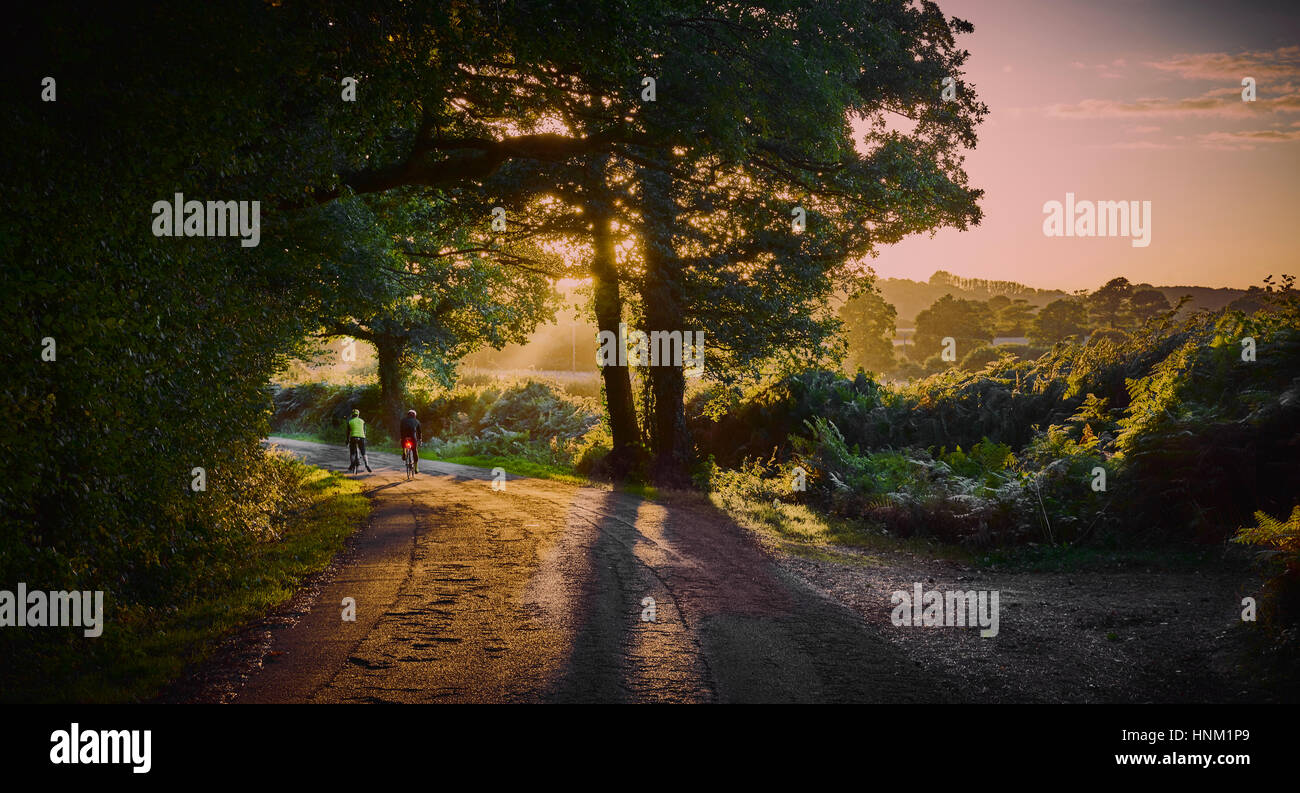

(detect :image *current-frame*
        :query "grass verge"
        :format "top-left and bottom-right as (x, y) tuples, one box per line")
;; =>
(430, 454), (587, 486)
(708, 483), (970, 566)
(3, 455), (368, 703)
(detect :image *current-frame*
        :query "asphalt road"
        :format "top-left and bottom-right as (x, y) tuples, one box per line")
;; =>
(235, 437), (956, 703)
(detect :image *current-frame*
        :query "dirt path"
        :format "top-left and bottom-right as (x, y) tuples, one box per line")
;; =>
(226, 438), (953, 703)
(778, 549), (1271, 703)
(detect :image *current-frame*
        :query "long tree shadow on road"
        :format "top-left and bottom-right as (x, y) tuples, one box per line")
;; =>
(542, 487), (966, 703)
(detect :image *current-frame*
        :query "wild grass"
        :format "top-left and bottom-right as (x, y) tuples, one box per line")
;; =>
(1, 453), (368, 703)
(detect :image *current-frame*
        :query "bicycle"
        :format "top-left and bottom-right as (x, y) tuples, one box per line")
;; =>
(348, 439), (362, 474)
(402, 437), (417, 480)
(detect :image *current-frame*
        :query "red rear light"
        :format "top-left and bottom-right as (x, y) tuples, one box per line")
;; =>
(403, 439), (413, 448)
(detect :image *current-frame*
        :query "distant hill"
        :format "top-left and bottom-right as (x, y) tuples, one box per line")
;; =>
(1148, 285), (1252, 313)
(879, 271), (1249, 326)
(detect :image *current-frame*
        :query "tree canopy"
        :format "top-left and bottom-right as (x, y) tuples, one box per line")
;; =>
(912, 294), (995, 361)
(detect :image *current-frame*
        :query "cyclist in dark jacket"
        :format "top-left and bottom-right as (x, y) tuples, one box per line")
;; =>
(400, 409), (422, 474)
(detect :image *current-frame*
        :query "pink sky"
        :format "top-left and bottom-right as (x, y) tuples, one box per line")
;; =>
(865, 0), (1300, 291)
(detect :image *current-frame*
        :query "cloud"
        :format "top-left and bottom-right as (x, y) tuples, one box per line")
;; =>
(1048, 89), (1300, 119)
(1047, 47), (1300, 150)
(1105, 140), (1172, 150)
(1073, 58), (1128, 80)
(1051, 46), (1300, 119)
(1201, 128), (1300, 145)
(1146, 45), (1300, 82)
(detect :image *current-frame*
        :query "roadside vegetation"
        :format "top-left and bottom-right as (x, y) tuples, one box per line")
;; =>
(698, 281), (1298, 541)
(1, 454), (368, 703)
(272, 378), (610, 480)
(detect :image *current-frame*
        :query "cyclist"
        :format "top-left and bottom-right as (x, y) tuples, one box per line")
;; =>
(399, 409), (422, 474)
(346, 408), (372, 473)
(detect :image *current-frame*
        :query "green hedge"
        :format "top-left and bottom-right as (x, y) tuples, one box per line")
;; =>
(271, 378), (607, 469)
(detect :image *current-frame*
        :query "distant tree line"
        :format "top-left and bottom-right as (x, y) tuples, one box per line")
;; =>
(839, 276), (1180, 379)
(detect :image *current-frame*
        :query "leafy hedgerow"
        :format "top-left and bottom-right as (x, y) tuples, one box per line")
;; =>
(272, 378), (607, 469)
(695, 280), (1300, 548)
(1234, 506), (1300, 628)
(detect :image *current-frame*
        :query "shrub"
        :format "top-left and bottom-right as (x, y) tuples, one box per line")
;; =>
(696, 287), (1300, 545)
(789, 418), (1028, 547)
(272, 378), (604, 470)
(1237, 506), (1300, 670)
(1234, 506), (1300, 639)
(688, 369), (884, 467)
(958, 343), (1004, 371)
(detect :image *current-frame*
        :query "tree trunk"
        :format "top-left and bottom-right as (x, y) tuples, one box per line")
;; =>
(639, 168), (694, 486)
(373, 334), (409, 441)
(588, 199), (642, 473)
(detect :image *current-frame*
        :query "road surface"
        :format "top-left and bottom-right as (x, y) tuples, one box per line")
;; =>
(234, 437), (957, 703)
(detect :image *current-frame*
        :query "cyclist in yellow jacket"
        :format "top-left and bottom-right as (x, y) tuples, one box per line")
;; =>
(346, 409), (372, 473)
